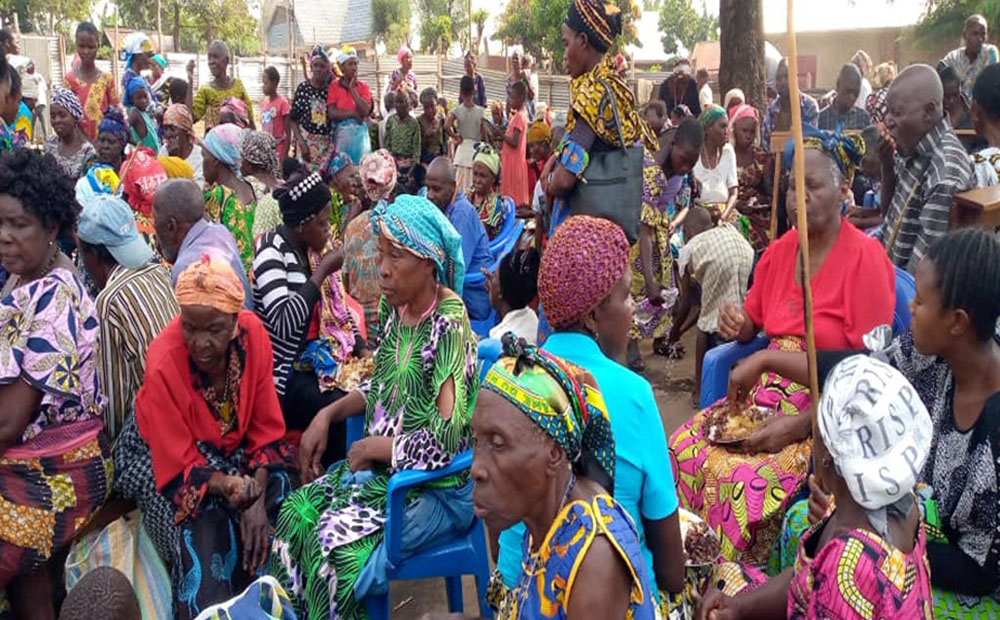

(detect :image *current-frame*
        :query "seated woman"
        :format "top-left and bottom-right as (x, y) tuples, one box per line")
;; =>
(202, 123), (255, 273)
(269, 194), (479, 619)
(324, 152), (364, 237)
(669, 126), (896, 565)
(252, 168), (365, 459)
(693, 104), (738, 224)
(730, 104), (773, 252)
(136, 256), (292, 620)
(0, 149), (111, 620)
(740, 228), (1000, 616)
(698, 356), (934, 619)
(466, 143), (511, 239)
(487, 248), (540, 343)
(472, 336), (657, 620)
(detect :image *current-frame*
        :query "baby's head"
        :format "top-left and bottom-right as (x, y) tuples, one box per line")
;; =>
(60, 567), (140, 620)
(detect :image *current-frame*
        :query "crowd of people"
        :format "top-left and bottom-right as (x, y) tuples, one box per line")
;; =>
(1, 4), (1000, 620)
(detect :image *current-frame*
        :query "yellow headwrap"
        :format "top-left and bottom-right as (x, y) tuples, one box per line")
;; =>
(527, 121), (551, 145)
(175, 254), (245, 314)
(157, 155), (194, 180)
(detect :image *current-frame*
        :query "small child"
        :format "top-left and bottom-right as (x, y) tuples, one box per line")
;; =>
(168, 77), (188, 106)
(124, 76), (160, 152)
(384, 89), (421, 188)
(526, 120), (551, 208)
(669, 103), (693, 128)
(487, 248), (541, 343)
(500, 81), (530, 210)
(447, 75), (487, 191)
(846, 125), (883, 237)
(260, 66), (291, 160)
(644, 100), (671, 156)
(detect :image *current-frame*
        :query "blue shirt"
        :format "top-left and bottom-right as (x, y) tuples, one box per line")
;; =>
(446, 193), (492, 321)
(172, 219), (253, 309)
(497, 332), (679, 596)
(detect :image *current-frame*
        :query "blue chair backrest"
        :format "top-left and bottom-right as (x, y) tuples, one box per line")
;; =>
(477, 338), (502, 381)
(893, 265), (914, 335)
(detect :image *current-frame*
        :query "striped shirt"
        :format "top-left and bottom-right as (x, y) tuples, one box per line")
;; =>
(252, 228), (319, 396)
(880, 118), (973, 273)
(817, 102), (871, 131)
(96, 263), (179, 441)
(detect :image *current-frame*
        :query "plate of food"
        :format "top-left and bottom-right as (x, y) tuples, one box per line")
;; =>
(335, 356), (376, 392)
(679, 509), (721, 567)
(705, 403), (770, 445)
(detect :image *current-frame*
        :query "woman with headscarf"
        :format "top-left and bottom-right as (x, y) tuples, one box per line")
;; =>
(698, 357), (934, 619)
(66, 22), (118, 142)
(0, 149), (112, 620)
(342, 150), (396, 341)
(544, 0), (661, 239)
(469, 336), (658, 620)
(730, 103), (773, 251)
(94, 106), (128, 171)
(241, 130), (283, 235)
(866, 61), (897, 124)
(118, 145), (168, 239)
(324, 151), (363, 237)
(693, 104), (739, 224)
(723, 87), (745, 116)
(119, 31), (153, 100)
(43, 87), (96, 178)
(190, 40), (255, 132)
(160, 103), (205, 187)
(202, 123), (255, 273)
(252, 169), (365, 452)
(388, 45), (418, 104)
(269, 194), (477, 620)
(467, 143), (511, 239)
(490, 216), (687, 619)
(136, 256), (292, 620)
(219, 96), (250, 129)
(328, 46), (372, 165)
(668, 126), (897, 565)
(291, 46), (335, 169)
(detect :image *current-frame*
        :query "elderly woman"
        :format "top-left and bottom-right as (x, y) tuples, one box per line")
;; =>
(669, 126), (897, 565)
(471, 336), (655, 620)
(723, 88), (745, 116)
(467, 143), (510, 239)
(43, 87), (96, 178)
(730, 103), (773, 251)
(492, 216), (686, 618)
(160, 103), (205, 187)
(136, 256), (292, 620)
(94, 105), (128, 172)
(291, 46), (335, 169)
(252, 169), (365, 454)
(203, 123), (255, 273)
(698, 357), (934, 619)
(329, 47), (373, 165)
(269, 194), (477, 619)
(190, 40), (255, 132)
(324, 150), (364, 233)
(694, 104), (738, 224)
(0, 149), (111, 620)
(241, 130), (283, 236)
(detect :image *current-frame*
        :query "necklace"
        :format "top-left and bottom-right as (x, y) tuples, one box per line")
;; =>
(702, 143), (723, 169)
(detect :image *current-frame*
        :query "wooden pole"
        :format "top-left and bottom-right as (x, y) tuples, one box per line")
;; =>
(785, 0), (820, 409)
(112, 8), (119, 91)
(157, 0), (163, 54)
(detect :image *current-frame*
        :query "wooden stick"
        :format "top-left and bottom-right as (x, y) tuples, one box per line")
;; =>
(769, 156), (781, 240)
(785, 0), (820, 413)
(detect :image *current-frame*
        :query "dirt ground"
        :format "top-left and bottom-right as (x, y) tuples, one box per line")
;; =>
(387, 331), (700, 618)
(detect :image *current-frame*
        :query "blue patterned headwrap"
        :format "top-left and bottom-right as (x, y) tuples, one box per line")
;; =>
(123, 75), (149, 108)
(203, 124), (246, 176)
(324, 151), (354, 180)
(98, 107), (129, 148)
(783, 124), (866, 185)
(370, 194), (466, 295)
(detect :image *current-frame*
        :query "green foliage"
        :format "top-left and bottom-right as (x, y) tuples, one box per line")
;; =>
(372, 0), (410, 49)
(416, 0), (467, 53)
(115, 0), (259, 55)
(657, 0), (717, 56)
(914, 0), (1000, 46)
(0, 0), (89, 33)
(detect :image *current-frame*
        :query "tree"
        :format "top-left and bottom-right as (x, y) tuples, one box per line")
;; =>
(718, 0), (765, 111)
(913, 0), (1000, 46)
(470, 7), (488, 55)
(657, 0), (717, 56)
(0, 0), (89, 34)
(116, 0), (259, 55)
(416, 0), (466, 54)
(372, 0), (410, 50)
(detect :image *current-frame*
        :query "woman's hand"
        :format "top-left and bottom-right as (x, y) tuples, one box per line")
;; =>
(741, 414), (809, 454)
(211, 474), (261, 510)
(717, 303), (748, 341)
(313, 250), (344, 282)
(727, 353), (765, 404)
(347, 436), (393, 472)
(696, 588), (742, 620)
(807, 474), (833, 525)
(299, 410), (332, 484)
(877, 124), (895, 168)
(239, 497), (270, 573)
(646, 283), (666, 306)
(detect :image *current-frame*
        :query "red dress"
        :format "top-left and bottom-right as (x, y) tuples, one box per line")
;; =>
(744, 218), (896, 349)
(500, 108), (531, 207)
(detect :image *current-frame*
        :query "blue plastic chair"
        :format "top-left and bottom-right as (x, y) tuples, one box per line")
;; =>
(341, 340), (500, 619)
(488, 198), (525, 261)
(698, 265), (916, 408)
(465, 232), (521, 338)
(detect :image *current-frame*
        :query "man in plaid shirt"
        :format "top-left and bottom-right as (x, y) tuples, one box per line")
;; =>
(818, 64), (871, 131)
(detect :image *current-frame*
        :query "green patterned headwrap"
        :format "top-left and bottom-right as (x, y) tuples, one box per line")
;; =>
(698, 103), (727, 128)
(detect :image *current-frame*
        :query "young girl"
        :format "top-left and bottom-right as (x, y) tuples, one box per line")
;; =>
(418, 87), (446, 165)
(384, 89), (421, 169)
(124, 76), (160, 152)
(43, 87), (96, 178)
(190, 40), (255, 132)
(260, 66), (290, 160)
(446, 75), (487, 192)
(64, 23), (119, 141)
(500, 81), (530, 210)
(486, 248), (541, 343)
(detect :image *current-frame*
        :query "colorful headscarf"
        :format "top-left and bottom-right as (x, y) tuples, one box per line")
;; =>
(723, 88), (745, 111)
(565, 0), (622, 54)
(75, 164), (121, 205)
(176, 254), (245, 314)
(157, 155), (194, 179)
(121, 32), (152, 67)
(359, 149), (397, 202)
(484, 335), (615, 481)
(473, 143), (500, 177)
(324, 151), (354, 181)
(152, 54), (167, 69)
(397, 46), (412, 65)
(728, 103), (759, 131)
(310, 45), (329, 63)
(538, 215), (630, 329)
(123, 75), (149, 108)
(51, 87), (83, 120)
(220, 97), (250, 128)
(203, 124), (246, 173)
(337, 46), (358, 67)
(277, 171), (330, 227)
(163, 103), (195, 137)
(699, 103), (727, 128)
(241, 130), (280, 177)
(873, 61), (897, 89)
(370, 194), (465, 294)
(782, 124), (865, 185)
(98, 107), (129, 148)
(527, 120), (551, 145)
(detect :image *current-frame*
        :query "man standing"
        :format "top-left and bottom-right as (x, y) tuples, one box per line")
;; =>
(697, 68), (713, 110)
(25, 62), (47, 143)
(76, 194), (179, 441)
(762, 58), (819, 151)
(424, 156), (493, 321)
(879, 64), (973, 273)
(818, 63), (871, 131)
(941, 14), (999, 102)
(659, 59), (702, 118)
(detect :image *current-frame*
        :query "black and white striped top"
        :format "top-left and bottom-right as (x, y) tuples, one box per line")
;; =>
(251, 228), (320, 396)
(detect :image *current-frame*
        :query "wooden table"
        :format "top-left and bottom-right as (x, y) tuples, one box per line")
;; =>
(952, 184), (1000, 231)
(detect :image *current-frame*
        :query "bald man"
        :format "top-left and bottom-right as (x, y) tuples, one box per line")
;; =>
(152, 178), (253, 306)
(818, 63), (871, 130)
(941, 14), (999, 101)
(878, 64), (972, 273)
(425, 156), (493, 320)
